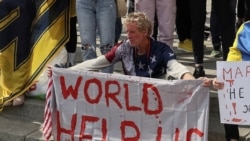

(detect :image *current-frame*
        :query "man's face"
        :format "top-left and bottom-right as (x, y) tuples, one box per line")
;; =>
(126, 22), (146, 47)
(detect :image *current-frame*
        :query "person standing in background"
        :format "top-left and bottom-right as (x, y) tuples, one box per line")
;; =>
(209, 0), (223, 58)
(175, 0), (193, 53)
(115, 0), (127, 44)
(211, 0), (239, 140)
(0, 0), (36, 106)
(76, 0), (116, 73)
(211, 0), (236, 61)
(174, 0), (207, 78)
(134, 0), (176, 49)
(189, 0), (207, 78)
(236, 0), (250, 29)
(55, 0), (77, 68)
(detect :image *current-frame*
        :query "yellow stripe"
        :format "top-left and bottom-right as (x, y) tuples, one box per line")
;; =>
(33, 0), (55, 24)
(0, 8), (19, 31)
(227, 23), (244, 61)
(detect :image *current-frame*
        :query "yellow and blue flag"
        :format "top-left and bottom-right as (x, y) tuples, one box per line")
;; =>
(227, 21), (250, 61)
(0, 0), (70, 110)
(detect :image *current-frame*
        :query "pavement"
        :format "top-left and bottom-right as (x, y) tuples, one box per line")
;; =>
(1, 0), (250, 140)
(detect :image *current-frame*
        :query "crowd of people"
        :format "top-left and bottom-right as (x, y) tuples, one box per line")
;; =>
(55, 0), (250, 140)
(1, 0), (250, 140)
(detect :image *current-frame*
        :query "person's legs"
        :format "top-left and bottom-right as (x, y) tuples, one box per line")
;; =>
(135, 0), (156, 36)
(245, 0), (250, 21)
(224, 124), (239, 141)
(214, 0), (236, 61)
(176, 0), (191, 42)
(236, 0), (245, 28)
(190, 0), (206, 78)
(96, 0), (116, 73)
(115, 17), (122, 44)
(156, 0), (176, 48)
(210, 0), (222, 57)
(176, 0), (192, 52)
(76, 0), (97, 61)
(65, 16), (77, 66)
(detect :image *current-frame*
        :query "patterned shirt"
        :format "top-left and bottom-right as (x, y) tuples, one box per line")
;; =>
(105, 38), (176, 78)
(71, 38), (190, 80)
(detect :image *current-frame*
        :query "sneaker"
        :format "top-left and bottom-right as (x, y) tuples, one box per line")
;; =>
(193, 66), (205, 78)
(178, 39), (193, 52)
(54, 62), (74, 68)
(210, 50), (222, 58)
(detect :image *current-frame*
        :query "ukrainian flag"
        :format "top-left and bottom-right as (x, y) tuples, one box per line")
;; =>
(227, 21), (250, 61)
(0, 0), (70, 110)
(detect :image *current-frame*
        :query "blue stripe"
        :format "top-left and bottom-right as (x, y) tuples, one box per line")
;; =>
(237, 22), (250, 61)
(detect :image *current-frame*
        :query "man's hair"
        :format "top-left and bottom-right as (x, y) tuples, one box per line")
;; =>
(124, 12), (152, 36)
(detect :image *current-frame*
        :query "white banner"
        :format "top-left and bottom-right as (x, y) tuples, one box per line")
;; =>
(50, 68), (209, 141)
(217, 61), (250, 125)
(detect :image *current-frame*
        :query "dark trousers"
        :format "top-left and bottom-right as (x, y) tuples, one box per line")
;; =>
(237, 0), (250, 21)
(175, 0), (206, 64)
(246, 0), (250, 20)
(190, 0), (206, 64)
(237, 0), (245, 19)
(210, 0), (222, 51)
(212, 0), (236, 60)
(224, 124), (239, 141)
(176, 0), (192, 42)
(115, 17), (122, 43)
(65, 16), (77, 53)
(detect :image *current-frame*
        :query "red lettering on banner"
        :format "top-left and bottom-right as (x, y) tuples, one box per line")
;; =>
(56, 111), (77, 141)
(121, 121), (140, 141)
(142, 83), (163, 115)
(174, 128), (180, 141)
(105, 80), (122, 108)
(223, 66), (250, 80)
(247, 66), (250, 76)
(186, 128), (204, 141)
(235, 67), (243, 78)
(102, 118), (107, 141)
(156, 126), (162, 141)
(79, 116), (99, 140)
(124, 84), (141, 111)
(29, 84), (36, 91)
(55, 111), (206, 141)
(60, 76), (82, 99)
(223, 68), (232, 80)
(84, 78), (102, 104)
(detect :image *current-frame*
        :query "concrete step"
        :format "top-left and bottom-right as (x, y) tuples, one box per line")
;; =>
(0, 98), (48, 141)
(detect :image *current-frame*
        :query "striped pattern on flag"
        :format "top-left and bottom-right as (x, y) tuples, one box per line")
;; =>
(43, 77), (53, 140)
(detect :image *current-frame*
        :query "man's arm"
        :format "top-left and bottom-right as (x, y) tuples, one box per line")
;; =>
(69, 55), (112, 71)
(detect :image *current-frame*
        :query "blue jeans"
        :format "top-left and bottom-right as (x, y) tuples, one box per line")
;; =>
(76, 0), (116, 73)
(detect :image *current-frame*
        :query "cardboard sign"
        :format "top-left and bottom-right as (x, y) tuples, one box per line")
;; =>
(48, 68), (209, 141)
(217, 61), (250, 125)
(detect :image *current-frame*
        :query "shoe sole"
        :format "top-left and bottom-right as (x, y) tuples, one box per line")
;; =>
(210, 54), (222, 58)
(177, 47), (193, 53)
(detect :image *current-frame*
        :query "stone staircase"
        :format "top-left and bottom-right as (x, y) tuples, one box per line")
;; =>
(0, 98), (48, 141)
